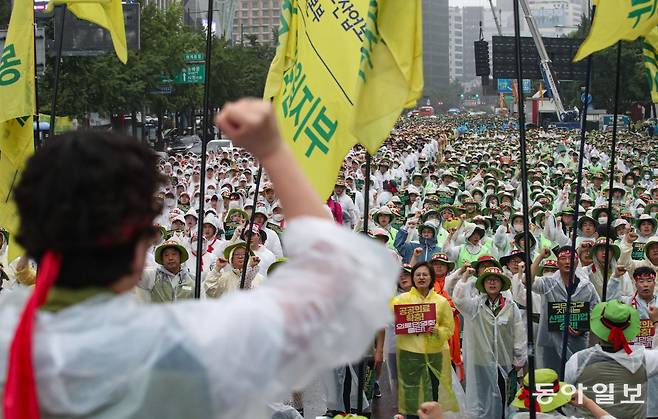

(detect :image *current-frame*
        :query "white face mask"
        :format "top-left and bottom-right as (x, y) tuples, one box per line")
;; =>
(513, 222), (524, 233)
(486, 189), (494, 194)
(598, 216), (608, 224)
(272, 214), (284, 222)
(645, 174), (652, 180)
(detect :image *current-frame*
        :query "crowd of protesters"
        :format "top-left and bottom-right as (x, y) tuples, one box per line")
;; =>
(2, 110), (658, 419)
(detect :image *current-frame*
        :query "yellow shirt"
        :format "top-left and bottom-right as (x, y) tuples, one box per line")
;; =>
(391, 288), (455, 354)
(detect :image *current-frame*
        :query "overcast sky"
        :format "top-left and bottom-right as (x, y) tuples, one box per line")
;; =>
(450, 0), (492, 7)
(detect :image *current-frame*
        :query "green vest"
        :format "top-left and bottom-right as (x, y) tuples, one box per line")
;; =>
(456, 240), (493, 268)
(151, 269), (195, 303)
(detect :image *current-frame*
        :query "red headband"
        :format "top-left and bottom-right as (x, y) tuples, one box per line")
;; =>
(3, 220), (153, 419)
(601, 314), (633, 355)
(557, 250), (573, 259)
(3, 251), (61, 419)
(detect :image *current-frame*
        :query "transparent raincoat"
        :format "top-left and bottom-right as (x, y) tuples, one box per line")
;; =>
(453, 279), (527, 419)
(564, 344), (658, 419)
(391, 288), (460, 415)
(531, 270), (600, 374)
(0, 217), (399, 419)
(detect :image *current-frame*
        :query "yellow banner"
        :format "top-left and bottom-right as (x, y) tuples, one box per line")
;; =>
(642, 28), (658, 103)
(264, 0), (422, 199)
(353, 0), (423, 154)
(0, 117), (34, 263)
(48, 0), (127, 63)
(0, 0), (35, 123)
(574, 0), (658, 61)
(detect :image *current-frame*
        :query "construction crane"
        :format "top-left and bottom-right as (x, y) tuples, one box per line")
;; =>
(518, 0), (567, 120)
(487, 0), (503, 36)
(485, 0), (567, 121)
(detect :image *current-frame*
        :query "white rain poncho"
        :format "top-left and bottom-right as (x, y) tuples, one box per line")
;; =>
(531, 269), (600, 374)
(453, 279), (527, 419)
(620, 294), (658, 417)
(0, 217), (398, 419)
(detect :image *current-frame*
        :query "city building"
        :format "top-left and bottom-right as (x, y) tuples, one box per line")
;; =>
(448, 6), (464, 81)
(231, 0), (280, 45)
(491, 0), (586, 37)
(461, 6), (484, 83)
(423, 0), (450, 97)
(182, 0), (240, 40)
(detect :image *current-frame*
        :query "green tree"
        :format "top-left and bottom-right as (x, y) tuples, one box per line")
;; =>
(38, 3), (204, 121)
(208, 35), (275, 108)
(0, 0), (10, 29)
(563, 16), (649, 113)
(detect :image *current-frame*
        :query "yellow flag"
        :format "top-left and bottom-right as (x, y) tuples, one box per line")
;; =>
(574, 0), (658, 61)
(642, 28), (658, 103)
(264, 0), (423, 199)
(0, 117), (33, 263)
(0, 0), (35, 123)
(48, 0), (127, 63)
(352, 0), (423, 154)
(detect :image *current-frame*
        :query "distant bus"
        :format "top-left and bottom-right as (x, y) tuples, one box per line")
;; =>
(418, 106), (435, 117)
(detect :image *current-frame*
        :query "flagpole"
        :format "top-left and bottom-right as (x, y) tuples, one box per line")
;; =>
(239, 165), (263, 289)
(32, 1), (41, 149)
(49, 5), (66, 137)
(356, 151), (371, 414)
(559, 5), (596, 379)
(512, 0), (536, 415)
(601, 42), (622, 302)
(193, 0), (215, 298)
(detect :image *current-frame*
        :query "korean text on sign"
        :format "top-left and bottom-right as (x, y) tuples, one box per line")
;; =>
(394, 303), (437, 335)
(547, 301), (590, 332)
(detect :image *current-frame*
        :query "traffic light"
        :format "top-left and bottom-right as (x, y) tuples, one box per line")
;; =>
(474, 40), (490, 77)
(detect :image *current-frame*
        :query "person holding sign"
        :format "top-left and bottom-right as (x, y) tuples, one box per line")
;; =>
(452, 266), (527, 419)
(620, 267), (658, 418)
(564, 300), (658, 419)
(527, 247), (600, 377)
(391, 262), (460, 418)
(619, 231), (658, 282)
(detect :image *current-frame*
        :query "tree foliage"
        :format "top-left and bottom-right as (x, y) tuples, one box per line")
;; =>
(562, 16), (649, 113)
(37, 2), (275, 119)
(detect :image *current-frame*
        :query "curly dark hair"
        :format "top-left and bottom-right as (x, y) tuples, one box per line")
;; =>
(13, 131), (165, 289)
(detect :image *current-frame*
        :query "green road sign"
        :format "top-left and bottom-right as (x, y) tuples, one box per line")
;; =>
(184, 52), (205, 63)
(174, 64), (205, 84)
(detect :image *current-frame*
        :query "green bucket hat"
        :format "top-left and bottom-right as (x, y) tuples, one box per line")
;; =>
(512, 369), (571, 413)
(267, 257), (288, 275)
(223, 241), (255, 261)
(590, 300), (641, 352)
(154, 239), (189, 265)
(225, 208), (250, 223)
(644, 236), (658, 258)
(589, 237), (620, 260)
(475, 266), (511, 294)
